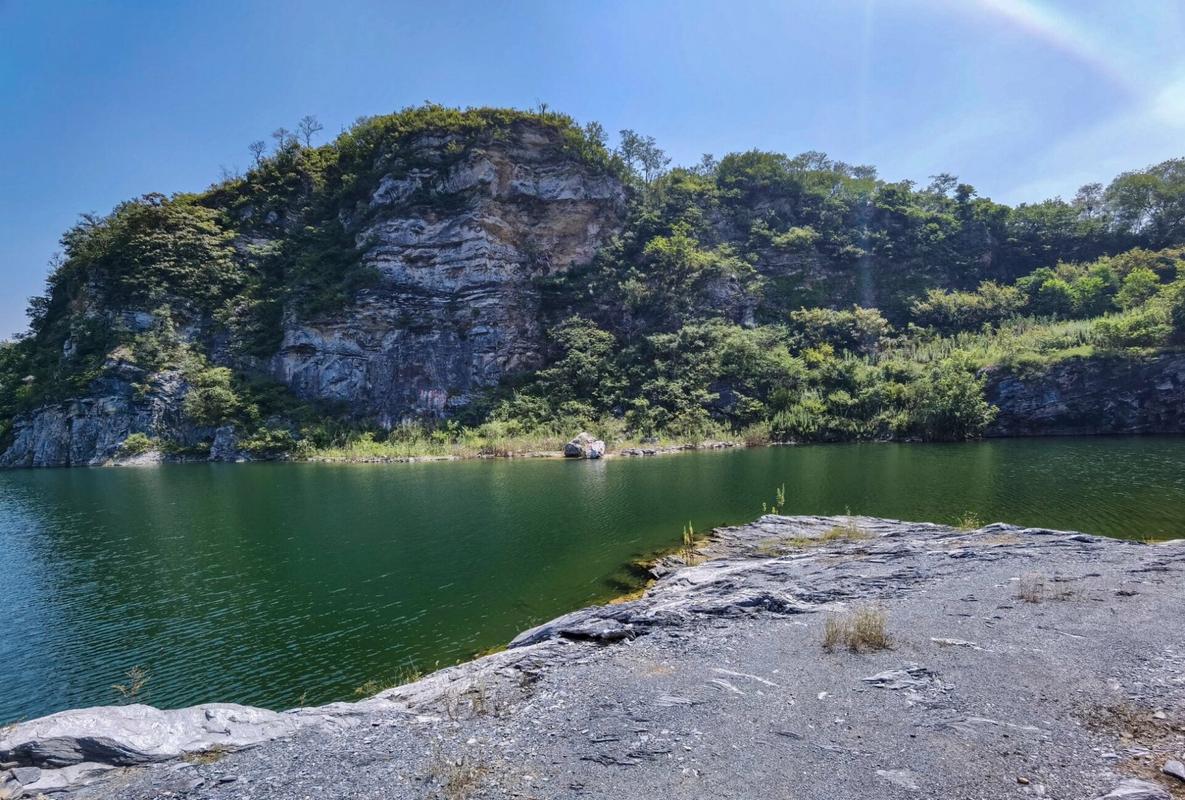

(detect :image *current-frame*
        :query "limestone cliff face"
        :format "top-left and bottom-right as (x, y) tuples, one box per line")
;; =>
(0, 370), (197, 468)
(273, 126), (626, 423)
(986, 353), (1185, 436)
(0, 122), (626, 465)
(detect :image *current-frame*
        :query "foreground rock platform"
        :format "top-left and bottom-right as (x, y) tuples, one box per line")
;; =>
(3, 516), (1184, 799)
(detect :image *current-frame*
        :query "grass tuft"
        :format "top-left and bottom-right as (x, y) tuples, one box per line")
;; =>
(822, 606), (891, 653)
(354, 664), (424, 697)
(426, 750), (489, 800)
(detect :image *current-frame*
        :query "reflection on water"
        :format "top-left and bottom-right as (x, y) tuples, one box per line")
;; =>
(1, 436), (1182, 722)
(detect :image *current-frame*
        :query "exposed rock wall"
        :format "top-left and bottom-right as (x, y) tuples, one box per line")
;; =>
(986, 352), (1185, 437)
(0, 371), (195, 468)
(273, 125), (626, 423)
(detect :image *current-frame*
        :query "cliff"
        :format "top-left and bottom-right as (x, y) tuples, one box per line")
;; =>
(3, 516), (1183, 799)
(986, 352), (1185, 437)
(0, 111), (627, 466)
(274, 125), (624, 422)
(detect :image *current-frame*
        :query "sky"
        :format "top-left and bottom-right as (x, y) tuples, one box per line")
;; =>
(2, 0), (1184, 338)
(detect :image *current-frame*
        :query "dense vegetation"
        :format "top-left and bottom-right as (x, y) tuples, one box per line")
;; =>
(2, 104), (1184, 457)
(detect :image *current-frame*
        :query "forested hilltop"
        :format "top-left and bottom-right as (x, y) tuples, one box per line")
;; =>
(2, 105), (1184, 466)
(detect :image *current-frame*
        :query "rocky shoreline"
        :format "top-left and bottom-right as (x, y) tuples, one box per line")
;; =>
(3, 515), (1185, 799)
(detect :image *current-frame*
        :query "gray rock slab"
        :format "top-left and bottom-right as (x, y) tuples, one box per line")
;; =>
(9, 516), (1184, 799)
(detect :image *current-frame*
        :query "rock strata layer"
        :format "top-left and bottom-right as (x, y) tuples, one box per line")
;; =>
(3, 516), (1184, 799)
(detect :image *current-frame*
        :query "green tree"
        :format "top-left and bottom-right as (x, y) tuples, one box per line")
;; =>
(183, 367), (241, 427)
(1115, 267), (1160, 309)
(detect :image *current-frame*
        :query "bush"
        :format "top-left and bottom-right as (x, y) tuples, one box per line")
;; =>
(117, 432), (157, 456)
(788, 306), (892, 354)
(239, 427), (298, 457)
(910, 282), (1027, 333)
(1093, 307), (1171, 348)
(902, 358), (997, 441)
(183, 367), (241, 426)
(1115, 267), (1161, 309)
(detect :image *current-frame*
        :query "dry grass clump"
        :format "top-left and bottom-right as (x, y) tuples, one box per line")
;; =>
(775, 521), (874, 552)
(426, 751), (489, 800)
(822, 606), (891, 652)
(183, 744), (228, 765)
(679, 522), (707, 565)
(1015, 573), (1075, 603)
(820, 521), (873, 541)
(353, 664), (424, 697)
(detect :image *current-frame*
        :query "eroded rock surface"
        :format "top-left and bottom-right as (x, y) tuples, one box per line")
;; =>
(4, 516), (1184, 799)
(987, 353), (1185, 437)
(273, 125), (625, 423)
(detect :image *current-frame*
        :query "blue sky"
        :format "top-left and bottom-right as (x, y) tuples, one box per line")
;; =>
(2, 0), (1184, 338)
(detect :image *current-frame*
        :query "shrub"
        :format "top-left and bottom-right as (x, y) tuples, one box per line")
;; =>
(183, 367), (241, 426)
(117, 432), (156, 456)
(910, 281), (1027, 333)
(822, 606), (890, 653)
(1116, 266), (1161, 309)
(902, 358), (997, 441)
(1093, 307), (1171, 348)
(788, 306), (892, 354)
(239, 427), (298, 457)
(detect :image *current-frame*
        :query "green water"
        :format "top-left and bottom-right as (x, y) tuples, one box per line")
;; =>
(2, 436), (1183, 723)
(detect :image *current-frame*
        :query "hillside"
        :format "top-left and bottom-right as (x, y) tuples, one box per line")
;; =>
(1, 105), (1184, 466)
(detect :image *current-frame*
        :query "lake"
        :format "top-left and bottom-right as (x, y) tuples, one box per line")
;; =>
(2, 436), (1183, 723)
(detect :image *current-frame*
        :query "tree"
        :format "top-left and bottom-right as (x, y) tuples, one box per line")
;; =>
(582, 121), (607, 148)
(272, 127), (295, 150)
(1116, 266), (1160, 309)
(297, 115), (324, 147)
(1032, 278), (1075, 317)
(694, 153), (718, 175)
(248, 140), (266, 165)
(926, 173), (958, 197)
(617, 129), (669, 183)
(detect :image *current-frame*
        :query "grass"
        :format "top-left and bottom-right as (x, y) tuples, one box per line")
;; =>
(678, 521), (706, 565)
(774, 520), (873, 551)
(822, 606), (891, 653)
(954, 511), (983, 531)
(425, 750), (488, 800)
(353, 664), (424, 697)
(881, 315), (1104, 370)
(302, 422), (741, 462)
(1015, 572), (1075, 603)
(183, 744), (228, 765)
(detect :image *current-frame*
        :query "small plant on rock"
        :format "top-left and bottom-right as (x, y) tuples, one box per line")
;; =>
(354, 663), (423, 697)
(679, 521), (702, 564)
(822, 606), (891, 653)
(117, 432), (157, 457)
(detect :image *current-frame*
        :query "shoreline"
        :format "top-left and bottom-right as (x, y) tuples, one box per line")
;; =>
(6, 430), (1184, 470)
(4, 515), (1184, 799)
